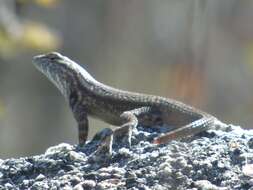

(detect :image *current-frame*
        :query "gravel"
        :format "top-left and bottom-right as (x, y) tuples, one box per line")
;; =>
(1, 121), (253, 190)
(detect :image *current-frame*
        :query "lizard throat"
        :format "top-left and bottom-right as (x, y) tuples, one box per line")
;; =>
(45, 71), (69, 99)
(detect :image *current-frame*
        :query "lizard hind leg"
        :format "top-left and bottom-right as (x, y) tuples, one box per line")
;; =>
(92, 110), (137, 156)
(113, 106), (154, 147)
(113, 111), (138, 147)
(98, 106), (160, 153)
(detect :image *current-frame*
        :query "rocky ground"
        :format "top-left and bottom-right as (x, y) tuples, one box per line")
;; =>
(1, 121), (253, 190)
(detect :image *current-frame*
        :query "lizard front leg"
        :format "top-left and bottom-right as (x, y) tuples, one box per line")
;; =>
(77, 116), (89, 146)
(71, 103), (89, 146)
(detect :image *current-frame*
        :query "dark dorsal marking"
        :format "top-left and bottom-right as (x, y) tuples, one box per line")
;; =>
(69, 90), (79, 109)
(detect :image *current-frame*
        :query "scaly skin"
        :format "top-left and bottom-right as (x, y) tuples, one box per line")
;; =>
(33, 52), (216, 149)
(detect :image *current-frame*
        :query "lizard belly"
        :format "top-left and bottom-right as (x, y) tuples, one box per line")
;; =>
(89, 107), (123, 126)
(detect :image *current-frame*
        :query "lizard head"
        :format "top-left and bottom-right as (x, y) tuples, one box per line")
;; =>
(32, 52), (94, 99)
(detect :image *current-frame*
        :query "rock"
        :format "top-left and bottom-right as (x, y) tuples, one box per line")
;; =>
(0, 122), (252, 189)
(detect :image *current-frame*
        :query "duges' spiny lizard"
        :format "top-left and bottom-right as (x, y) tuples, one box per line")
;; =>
(33, 52), (217, 150)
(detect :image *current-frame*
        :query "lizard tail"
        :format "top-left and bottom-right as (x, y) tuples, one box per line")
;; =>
(152, 117), (214, 144)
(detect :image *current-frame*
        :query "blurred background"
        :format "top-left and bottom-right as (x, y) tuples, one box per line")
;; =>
(1, 0), (253, 158)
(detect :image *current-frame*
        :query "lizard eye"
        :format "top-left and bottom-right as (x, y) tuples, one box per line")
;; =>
(46, 52), (61, 61)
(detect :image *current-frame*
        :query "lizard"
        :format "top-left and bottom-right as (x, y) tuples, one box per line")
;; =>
(32, 52), (218, 150)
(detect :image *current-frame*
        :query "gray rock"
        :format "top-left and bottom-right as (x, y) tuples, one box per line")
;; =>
(0, 122), (252, 189)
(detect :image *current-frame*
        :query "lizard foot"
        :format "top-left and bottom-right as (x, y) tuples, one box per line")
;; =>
(91, 128), (114, 158)
(113, 123), (134, 148)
